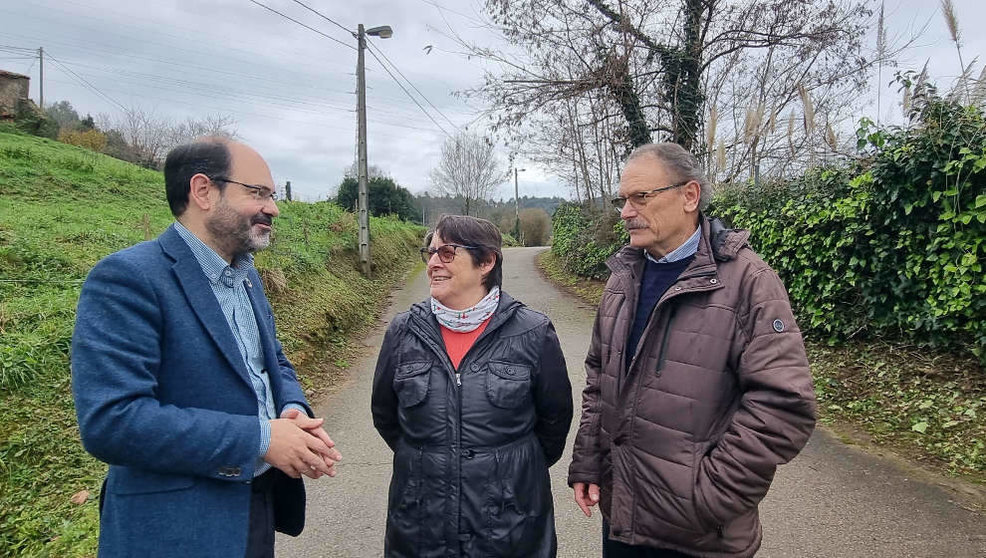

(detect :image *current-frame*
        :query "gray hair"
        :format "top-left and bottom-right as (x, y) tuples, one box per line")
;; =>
(626, 143), (712, 211)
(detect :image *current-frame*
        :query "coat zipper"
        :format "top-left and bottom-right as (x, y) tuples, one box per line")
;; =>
(655, 305), (678, 374)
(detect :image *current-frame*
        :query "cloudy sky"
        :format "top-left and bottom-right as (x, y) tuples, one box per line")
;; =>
(1, 0), (984, 201)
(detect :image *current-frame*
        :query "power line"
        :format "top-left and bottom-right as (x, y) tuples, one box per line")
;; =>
(365, 38), (461, 133)
(364, 47), (452, 138)
(40, 52), (447, 131)
(246, 0), (355, 51)
(1, 0), (347, 75)
(289, 0), (353, 37)
(0, 44), (37, 53)
(0, 34), (354, 102)
(5, 41), (449, 137)
(41, 73), (441, 136)
(0, 24), (352, 81)
(45, 53), (127, 111)
(415, 0), (489, 28)
(51, 56), (357, 115)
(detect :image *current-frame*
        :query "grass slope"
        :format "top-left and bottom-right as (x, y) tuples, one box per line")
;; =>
(0, 128), (424, 556)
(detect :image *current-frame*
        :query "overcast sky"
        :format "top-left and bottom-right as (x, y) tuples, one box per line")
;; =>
(1, 0), (984, 201)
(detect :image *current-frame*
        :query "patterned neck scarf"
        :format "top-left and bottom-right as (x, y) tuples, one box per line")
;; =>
(431, 286), (501, 333)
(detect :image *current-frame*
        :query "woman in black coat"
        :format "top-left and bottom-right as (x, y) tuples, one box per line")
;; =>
(371, 214), (573, 557)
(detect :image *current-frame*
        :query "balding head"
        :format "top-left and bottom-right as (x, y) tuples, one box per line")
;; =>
(164, 137), (234, 217)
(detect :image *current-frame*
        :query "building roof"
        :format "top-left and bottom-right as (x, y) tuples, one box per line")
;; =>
(0, 69), (31, 80)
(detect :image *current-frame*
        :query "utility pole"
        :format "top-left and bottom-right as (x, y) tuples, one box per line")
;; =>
(356, 25), (371, 277)
(355, 23), (393, 278)
(38, 47), (44, 111)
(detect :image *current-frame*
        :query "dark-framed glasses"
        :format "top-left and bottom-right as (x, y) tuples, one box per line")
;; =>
(420, 243), (479, 264)
(610, 181), (689, 211)
(210, 176), (278, 202)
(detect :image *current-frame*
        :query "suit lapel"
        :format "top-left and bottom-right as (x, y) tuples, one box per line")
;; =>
(160, 226), (253, 386)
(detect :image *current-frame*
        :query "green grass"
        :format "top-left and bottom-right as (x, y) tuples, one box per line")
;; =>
(536, 251), (986, 484)
(0, 129), (424, 557)
(537, 251), (605, 304)
(810, 342), (985, 479)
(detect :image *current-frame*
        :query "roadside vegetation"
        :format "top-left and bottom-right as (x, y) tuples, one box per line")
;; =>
(544, 85), (986, 486)
(0, 125), (424, 557)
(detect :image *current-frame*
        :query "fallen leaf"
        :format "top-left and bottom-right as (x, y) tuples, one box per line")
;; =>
(70, 490), (90, 505)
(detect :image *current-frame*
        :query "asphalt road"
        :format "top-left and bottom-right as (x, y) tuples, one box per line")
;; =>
(279, 247), (986, 557)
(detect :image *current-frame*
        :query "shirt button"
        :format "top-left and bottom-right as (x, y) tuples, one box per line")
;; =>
(710, 278), (719, 284)
(674, 286), (682, 291)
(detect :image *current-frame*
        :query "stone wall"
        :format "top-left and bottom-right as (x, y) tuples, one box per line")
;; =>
(0, 71), (30, 117)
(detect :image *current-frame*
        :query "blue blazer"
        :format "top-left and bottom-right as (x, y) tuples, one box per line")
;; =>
(72, 224), (310, 557)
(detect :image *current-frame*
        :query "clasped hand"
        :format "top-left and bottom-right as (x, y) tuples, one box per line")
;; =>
(264, 408), (343, 479)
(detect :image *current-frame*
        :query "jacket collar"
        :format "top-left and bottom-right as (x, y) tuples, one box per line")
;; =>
(409, 289), (522, 338)
(158, 224), (254, 385)
(605, 214), (748, 282)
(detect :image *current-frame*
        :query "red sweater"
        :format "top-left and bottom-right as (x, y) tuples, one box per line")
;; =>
(440, 318), (491, 370)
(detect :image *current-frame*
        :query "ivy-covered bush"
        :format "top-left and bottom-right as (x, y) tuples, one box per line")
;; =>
(712, 83), (986, 362)
(551, 202), (627, 279)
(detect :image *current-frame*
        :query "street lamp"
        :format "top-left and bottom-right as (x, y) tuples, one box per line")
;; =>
(514, 167), (526, 244)
(356, 23), (393, 277)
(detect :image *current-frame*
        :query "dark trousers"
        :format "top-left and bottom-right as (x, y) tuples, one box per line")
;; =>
(245, 470), (276, 558)
(603, 520), (695, 558)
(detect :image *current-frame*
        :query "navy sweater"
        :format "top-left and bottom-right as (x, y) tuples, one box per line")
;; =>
(625, 255), (693, 369)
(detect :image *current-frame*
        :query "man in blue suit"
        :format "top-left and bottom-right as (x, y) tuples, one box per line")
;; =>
(72, 138), (342, 557)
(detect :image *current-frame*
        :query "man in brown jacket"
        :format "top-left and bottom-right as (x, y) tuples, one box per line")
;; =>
(569, 143), (816, 558)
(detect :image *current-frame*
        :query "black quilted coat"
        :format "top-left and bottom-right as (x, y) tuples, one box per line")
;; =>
(371, 291), (573, 557)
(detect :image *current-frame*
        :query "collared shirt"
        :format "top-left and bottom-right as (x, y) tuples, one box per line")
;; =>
(174, 221), (277, 476)
(645, 225), (701, 263)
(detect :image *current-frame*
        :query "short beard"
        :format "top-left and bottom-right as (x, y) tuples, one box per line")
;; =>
(206, 197), (271, 260)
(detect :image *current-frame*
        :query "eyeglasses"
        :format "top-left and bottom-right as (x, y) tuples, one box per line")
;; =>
(210, 176), (278, 202)
(419, 244), (479, 264)
(610, 181), (689, 211)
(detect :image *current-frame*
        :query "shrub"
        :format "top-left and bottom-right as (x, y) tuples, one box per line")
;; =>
(58, 129), (107, 152)
(551, 202), (627, 279)
(712, 80), (986, 363)
(519, 207), (551, 246)
(14, 99), (58, 139)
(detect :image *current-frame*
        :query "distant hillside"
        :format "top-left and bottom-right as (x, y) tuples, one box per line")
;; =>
(0, 126), (424, 557)
(414, 193), (567, 226)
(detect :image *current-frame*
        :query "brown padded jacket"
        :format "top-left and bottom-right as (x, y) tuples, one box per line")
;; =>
(568, 216), (816, 558)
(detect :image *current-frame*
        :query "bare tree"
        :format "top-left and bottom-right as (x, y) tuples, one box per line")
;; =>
(430, 132), (505, 215)
(519, 93), (624, 208)
(455, 0), (874, 182)
(164, 114), (238, 151)
(97, 108), (237, 168)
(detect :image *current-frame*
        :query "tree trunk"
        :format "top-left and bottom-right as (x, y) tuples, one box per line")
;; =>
(672, 0), (705, 151)
(607, 55), (652, 149)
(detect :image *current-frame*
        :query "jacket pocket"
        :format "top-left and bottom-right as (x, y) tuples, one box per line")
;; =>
(108, 467), (196, 495)
(486, 442), (547, 556)
(394, 361), (431, 408)
(387, 445), (425, 555)
(485, 361), (532, 409)
(691, 441), (722, 532)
